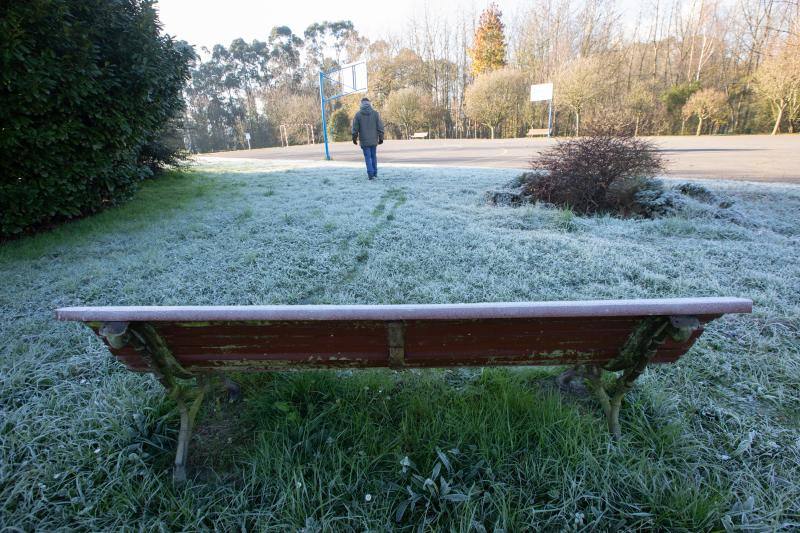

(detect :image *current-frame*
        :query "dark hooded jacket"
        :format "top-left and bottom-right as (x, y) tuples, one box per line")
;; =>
(351, 100), (384, 147)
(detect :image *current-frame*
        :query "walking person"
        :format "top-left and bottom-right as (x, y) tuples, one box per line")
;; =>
(352, 97), (384, 180)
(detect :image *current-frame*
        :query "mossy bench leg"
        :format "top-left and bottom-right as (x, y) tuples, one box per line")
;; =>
(100, 322), (219, 482)
(172, 378), (210, 482)
(583, 364), (639, 439)
(561, 316), (699, 439)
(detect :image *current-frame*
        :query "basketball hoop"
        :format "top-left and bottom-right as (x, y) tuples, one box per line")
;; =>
(319, 61), (368, 160)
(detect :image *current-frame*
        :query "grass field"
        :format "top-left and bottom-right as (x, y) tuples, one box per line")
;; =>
(1, 158), (799, 530)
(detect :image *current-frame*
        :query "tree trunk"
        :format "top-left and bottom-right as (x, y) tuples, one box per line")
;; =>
(634, 115), (640, 137)
(488, 125), (495, 140)
(575, 112), (580, 136)
(772, 106), (783, 135)
(695, 117), (703, 136)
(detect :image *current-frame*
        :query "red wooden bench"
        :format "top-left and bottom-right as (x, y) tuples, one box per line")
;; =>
(57, 297), (751, 481)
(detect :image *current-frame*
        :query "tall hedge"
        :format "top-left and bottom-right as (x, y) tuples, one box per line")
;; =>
(0, 0), (193, 238)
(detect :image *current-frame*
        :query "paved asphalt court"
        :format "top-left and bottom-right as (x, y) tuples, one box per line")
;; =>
(206, 135), (800, 183)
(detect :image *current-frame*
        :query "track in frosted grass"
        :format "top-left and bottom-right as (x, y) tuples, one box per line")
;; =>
(1, 159), (798, 530)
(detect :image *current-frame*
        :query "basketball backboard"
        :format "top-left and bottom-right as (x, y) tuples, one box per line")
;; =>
(324, 61), (368, 99)
(319, 60), (369, 160)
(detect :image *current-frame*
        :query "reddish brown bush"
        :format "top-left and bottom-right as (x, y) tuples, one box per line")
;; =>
(523, 134), (665, 216)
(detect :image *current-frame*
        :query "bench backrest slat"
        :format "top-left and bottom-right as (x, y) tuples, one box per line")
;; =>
(56, 298), (751, 373)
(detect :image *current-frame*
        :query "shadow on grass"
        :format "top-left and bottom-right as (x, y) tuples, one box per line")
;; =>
(174, 367), (728, 530)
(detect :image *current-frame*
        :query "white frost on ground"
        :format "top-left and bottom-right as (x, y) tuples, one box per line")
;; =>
(1, 159), (798, 529)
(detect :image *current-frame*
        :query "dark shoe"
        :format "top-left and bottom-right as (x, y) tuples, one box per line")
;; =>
(368, 174), (374, 180)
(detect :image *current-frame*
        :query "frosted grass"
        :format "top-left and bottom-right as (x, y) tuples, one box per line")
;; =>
(0, 159), (798, 530)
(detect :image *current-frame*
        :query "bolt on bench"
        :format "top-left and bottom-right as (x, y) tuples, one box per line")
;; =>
(57, 297), (751, 481)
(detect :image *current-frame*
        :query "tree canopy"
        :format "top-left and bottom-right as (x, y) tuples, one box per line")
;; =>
(0, 0), (193, 238)
(754, 51), (800, 135)
(468, 3), (507, 76)
(177, 0), (799, 154)
(465, 69), (527, 139)
(383, 88), (434, 138)
(682, 89), (728, 135)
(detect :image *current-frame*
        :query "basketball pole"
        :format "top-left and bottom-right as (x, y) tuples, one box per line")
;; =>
(319, 71), (331, 161)
(547, 98), (553, 137)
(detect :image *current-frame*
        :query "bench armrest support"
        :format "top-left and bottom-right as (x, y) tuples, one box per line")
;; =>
(579, 316), (699, 439)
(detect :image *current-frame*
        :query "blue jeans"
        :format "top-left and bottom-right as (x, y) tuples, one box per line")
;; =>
(361, 145), (377, 177)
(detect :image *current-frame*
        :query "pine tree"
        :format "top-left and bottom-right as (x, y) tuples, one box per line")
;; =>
(468, 4), (507, 76)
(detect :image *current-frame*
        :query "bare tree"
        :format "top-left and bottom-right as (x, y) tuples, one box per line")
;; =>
(555, 56), (605, 135)
(464, 68), (528, 139)
(754, 50), (800, 134)
(575, 0), (623, 57)
(511, 0), (574, 79)
(682, 88), (728, 134)
(261, 88), (319, 143)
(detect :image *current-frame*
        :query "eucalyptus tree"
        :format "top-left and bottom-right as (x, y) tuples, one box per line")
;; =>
(268, 26), (304, 87)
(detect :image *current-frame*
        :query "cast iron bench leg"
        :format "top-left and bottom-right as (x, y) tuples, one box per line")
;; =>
(172, 375), (239, 480)
(103, 322), (212, 482)
(561, 316), (699, 439)
(172, 377), (209, 482)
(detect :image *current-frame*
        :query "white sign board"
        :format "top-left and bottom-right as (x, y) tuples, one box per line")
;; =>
(245, 132), (251, 140)
(530, 82), (553, 102)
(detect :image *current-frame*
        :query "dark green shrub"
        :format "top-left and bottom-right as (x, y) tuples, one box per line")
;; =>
(138, 118), (190, 176)
(632, 188), (684, 217)
(329, 108), (352, 142)
(0, 0), (194, 238)
(674, 182), (733, 208)
(676, 183), (716, 202)
(606, 175), (665, 217)
(522, 133), (665, 216)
